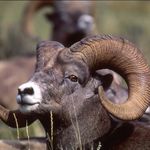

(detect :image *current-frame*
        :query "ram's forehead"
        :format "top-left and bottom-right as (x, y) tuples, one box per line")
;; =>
(57, 48), (87, 68)
(57, 1), (94, 14)
(35, 41), (65, 70)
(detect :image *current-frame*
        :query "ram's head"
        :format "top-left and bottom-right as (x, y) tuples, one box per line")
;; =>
(15, 35), (150, 119)
(1, 35), (150, 148)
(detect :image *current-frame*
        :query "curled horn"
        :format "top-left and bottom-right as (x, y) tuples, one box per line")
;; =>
(70, 35), (150, 120)
(22, 1), (53, 38)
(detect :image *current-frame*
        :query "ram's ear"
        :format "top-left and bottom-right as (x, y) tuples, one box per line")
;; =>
(101, 74), (113, 90)
(35, 41), (65, 71)
(94, 71), (113, 91)
(45, 12), (57, 22)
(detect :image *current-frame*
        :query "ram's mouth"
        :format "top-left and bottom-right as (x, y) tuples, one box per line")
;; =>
(19, 102), (40, 106)
(16, 94), (42, 112)
(18, 101), (41, 113)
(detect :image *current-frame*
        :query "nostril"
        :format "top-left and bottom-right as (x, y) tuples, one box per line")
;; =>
(24, 87), (34, 95)
(18, 88), (22, 95)
(18, 87), (34, 95)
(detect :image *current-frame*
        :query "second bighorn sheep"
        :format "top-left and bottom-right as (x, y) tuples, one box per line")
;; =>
(22, 0), (96, 47)
(0, 35), (150, 149)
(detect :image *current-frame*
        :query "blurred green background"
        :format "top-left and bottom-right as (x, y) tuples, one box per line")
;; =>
(0, 1), (150, 61)
(0, 1), (150, 140)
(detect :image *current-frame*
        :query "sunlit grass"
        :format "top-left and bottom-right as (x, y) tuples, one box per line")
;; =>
(26, 121), (30, 150)
(13, 113), (20, 140)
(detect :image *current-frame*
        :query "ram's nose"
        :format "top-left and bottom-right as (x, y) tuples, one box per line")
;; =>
(17, 82), (39, 97)
(17, 82), (42, 105)
(78, 14), (94, 31)
(18, 87), (34, 95)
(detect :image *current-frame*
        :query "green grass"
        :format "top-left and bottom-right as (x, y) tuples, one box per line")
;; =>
(0, 120), (45, 139)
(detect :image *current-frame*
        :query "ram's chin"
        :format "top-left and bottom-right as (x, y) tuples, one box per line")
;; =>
(19, 104), (39, 113)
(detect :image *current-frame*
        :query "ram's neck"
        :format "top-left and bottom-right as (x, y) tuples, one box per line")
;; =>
(40, 98), (111, 149)
(39, 96), (114, 150)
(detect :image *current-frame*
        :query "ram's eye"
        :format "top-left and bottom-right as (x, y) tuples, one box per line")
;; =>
(68, 75), (78, 82)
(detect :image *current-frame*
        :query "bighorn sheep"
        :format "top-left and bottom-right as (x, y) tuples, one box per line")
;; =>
(0, 35), (150, 149)
(22, 0), (96, 47)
